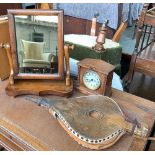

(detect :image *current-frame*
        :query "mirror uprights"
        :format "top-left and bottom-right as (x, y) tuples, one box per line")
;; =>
(5, 9), (73, 97)
(0, 43), (14, 85)
(64, 44), (74, 86)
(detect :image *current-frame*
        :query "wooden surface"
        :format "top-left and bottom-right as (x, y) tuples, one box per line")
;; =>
(127, 72), (155, 150)
(135, 42), (155, 77)
(0, 80), (155, 150)
(144, 7), (155, 27)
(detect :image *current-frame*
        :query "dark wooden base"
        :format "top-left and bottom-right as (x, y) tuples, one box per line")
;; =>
(5, 79), (73, 97)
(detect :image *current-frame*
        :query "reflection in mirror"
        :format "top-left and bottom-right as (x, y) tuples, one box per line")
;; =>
(14, 15), (58, 74)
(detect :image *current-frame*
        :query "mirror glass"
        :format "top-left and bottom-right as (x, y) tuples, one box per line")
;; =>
(14, 15), (58, 74)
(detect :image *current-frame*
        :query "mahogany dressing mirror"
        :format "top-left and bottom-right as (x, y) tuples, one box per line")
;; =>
(5, 9), (73, 97)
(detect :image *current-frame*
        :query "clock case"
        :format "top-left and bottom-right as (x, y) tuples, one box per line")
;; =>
(77, 58), (115, 96)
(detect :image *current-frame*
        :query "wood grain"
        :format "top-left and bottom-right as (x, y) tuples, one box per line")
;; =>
(0, 80), (155, 150)
(0, 117), (49, 150)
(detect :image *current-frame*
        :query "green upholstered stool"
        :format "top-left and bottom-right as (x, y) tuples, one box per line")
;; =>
(64, 34), (122, 75)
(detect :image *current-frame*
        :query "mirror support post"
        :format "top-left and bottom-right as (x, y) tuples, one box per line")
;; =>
(64, 44), (74, 86)
(0, 43), (14, 85)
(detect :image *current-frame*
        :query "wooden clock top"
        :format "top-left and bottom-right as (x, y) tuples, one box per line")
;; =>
(78, 58), (115, 75)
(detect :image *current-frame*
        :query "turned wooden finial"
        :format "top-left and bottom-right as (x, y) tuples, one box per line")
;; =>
(93, 20), (109, 52)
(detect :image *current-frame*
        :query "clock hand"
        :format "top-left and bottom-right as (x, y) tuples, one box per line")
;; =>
(85, 78), (91, 82)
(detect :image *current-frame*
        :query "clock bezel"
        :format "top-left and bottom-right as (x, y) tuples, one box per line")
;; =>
(78, 66), (106, 95)
(82, 70), (101, 91)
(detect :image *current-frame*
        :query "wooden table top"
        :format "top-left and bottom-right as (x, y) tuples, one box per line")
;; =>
(0, 80), (155, 151)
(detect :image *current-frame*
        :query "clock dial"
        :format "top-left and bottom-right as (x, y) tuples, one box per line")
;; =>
(83, 70), (101, 90)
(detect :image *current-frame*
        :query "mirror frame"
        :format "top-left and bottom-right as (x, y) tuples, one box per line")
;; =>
(8, 9), (64, 80)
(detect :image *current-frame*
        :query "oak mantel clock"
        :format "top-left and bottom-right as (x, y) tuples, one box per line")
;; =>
(77, 58), (115, 96)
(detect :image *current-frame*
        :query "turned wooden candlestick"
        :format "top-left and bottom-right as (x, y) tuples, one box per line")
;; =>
(93, 20), (109, 52)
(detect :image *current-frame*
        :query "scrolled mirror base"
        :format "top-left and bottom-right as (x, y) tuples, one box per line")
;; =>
(5, 79), (73, 97)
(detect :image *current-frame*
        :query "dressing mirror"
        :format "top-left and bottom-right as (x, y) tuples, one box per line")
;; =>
(16, 15), (58, 75)
(9, 9), (63, 79)
(4, 9), (73, 97)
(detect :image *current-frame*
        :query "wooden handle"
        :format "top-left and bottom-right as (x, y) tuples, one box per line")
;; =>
(135, 136), (155, 141)
(64, 45), (74, 86)
(0, 43), (14, 85)
(147, 137), (155, 141)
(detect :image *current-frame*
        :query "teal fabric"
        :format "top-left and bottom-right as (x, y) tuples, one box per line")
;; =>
(64, 34), (122, 75)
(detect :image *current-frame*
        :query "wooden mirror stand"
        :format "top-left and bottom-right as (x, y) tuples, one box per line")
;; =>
(2, 9), (74, 97)
(1, 43), (74, 97)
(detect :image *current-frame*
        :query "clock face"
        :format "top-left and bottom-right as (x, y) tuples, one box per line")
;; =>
(83, 70), (101, 90)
